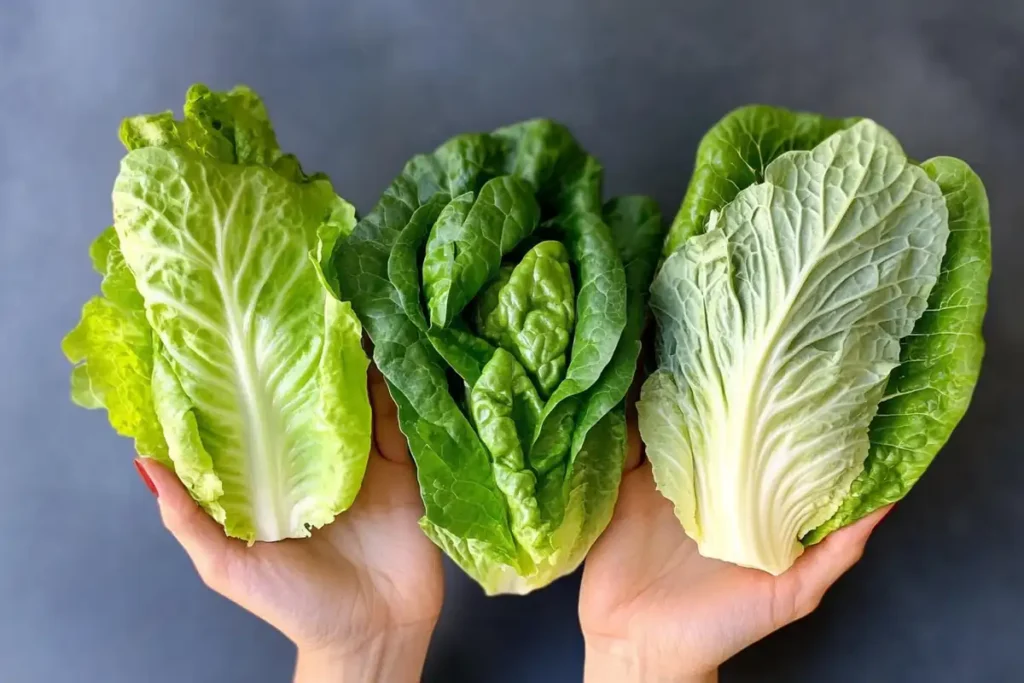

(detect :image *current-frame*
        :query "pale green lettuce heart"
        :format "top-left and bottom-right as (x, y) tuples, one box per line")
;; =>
(476, 241), (575, 398)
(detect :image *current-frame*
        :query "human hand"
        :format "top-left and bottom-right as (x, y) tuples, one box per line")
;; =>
(134, 366), (443, 683)
(579, 411), (890, 683)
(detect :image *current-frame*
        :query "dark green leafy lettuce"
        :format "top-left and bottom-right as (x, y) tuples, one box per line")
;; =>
(336, 121), (663, 593)
(643, 105), (990, 570)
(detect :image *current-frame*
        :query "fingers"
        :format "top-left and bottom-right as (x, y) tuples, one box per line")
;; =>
(136, 458), (242, 593)
(368, 363), (411, 464)
(623, 358), (646, 472)
(624, 402), (643, 472)
(780, 505), (893, 621)
(798, 505), (892, 585)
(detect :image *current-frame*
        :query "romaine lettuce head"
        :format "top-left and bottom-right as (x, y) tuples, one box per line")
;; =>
(640, 106), (990, 574)
(63, 85), (372, 543)
(336, 121), (664, 594)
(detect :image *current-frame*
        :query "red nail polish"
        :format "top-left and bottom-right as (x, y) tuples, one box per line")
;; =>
(134, 459), (158, 497)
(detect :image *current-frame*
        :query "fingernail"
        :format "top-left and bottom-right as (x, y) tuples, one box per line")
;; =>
(134, 459), (158, 498)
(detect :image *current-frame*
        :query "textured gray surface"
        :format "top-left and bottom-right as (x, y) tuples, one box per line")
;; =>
(1, 1), (1022, 681)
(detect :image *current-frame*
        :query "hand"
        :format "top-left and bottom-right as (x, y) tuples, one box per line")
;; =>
(135, 366), (443, 683)
(578, 411), (890, 683)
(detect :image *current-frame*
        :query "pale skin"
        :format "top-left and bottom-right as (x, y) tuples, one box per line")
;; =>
(136, 370), (888, 682)
(135, 366), (444, 683)
(578, 402), (892, 682)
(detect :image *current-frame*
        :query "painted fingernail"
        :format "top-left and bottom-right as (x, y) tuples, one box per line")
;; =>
(134, 459), (158, 498)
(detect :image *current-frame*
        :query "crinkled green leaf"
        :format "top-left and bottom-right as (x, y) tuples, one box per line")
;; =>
(150, 340), (226, 524)
(337, 120), (663, 593)
(64, 85), (371, 542)
(568, 196), (663, 460)
(561, 409), (627, 569)
(529, 211), (626, 451)
(664, 105), (858, 255)
(805, 156), (991, 542)
(427, 320), (497, 387)
(476, 241), (575, 397)
(336, 143), (520, 573)
(423, 177), (541, 327)
(468, 349), (547, 565)
(62, 227), (169, 465)
(478, 407), (628, 595)
(390, 195), (451, 331)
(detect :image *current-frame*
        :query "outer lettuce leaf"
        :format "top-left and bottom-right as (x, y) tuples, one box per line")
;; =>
(642, 106), (990, 572)
(574, 197), (663, 457)
(63, 227), (169, 465)
(805, 156), (991, 542)
(337, 137), (524, 583)
(336, 121), (663, 593)
(64, 85), (371, 542)
(664, 106), (858, 255)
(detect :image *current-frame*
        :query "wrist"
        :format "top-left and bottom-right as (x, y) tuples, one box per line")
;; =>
(294, 622), (435, 683)
(583, 633), (718, 683)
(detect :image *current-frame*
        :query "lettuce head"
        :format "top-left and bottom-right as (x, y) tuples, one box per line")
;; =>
(63, 85), (372, 543)
(639, 106), (990, 574)
(336, 121), (664, 594)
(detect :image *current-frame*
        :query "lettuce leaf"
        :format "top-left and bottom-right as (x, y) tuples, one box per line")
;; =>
(63, 85), (372, 542)
(641, 107), (990, 573)
(804, 155), (991, 542)
(336, 121), (663, 593)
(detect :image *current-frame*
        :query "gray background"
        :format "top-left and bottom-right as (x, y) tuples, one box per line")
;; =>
(1, 1), (1021, 681)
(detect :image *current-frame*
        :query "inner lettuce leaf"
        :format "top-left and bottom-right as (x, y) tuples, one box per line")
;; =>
(63, 85), (372, 542)
(336, 122), (664, 594)
(640, 106), (990, 573)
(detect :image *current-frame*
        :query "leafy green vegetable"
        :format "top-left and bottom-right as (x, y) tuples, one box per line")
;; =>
(640, 106), (990, 574)
(63, 85), (372, 542)
(336, 121), (664, 594)
(804, 154), (991, 543)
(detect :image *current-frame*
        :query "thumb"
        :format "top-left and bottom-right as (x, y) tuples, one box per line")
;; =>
(135, 458), (242, 592)
(779, 505), (893, 622)
(368, 363), (411, 465)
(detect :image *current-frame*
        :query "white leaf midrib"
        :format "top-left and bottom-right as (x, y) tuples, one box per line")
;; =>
(207, 171), (290, 541)
(698, 133), (883, 571)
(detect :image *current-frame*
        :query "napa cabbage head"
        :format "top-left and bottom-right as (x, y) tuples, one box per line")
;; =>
(336, 121), (664, 594)
(639, 106), (990, 574)
(63, 85), (372, 542)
